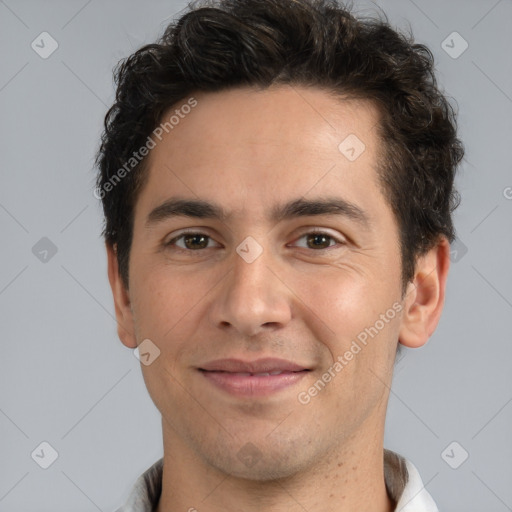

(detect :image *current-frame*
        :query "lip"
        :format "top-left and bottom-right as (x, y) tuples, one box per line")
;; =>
(200, 358), (308, 373)
(199, 358), (311, 397)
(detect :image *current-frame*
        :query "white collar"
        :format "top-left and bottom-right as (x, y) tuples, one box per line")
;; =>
(388, 451), (439, 511)
(117, 450), (439, 511)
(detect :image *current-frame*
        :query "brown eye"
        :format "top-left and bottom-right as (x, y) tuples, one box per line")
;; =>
(184, 234), (209, 249)
(291, 231), (345, 250)
(306, 233), (334, 249)
(166, 232), (215, 251)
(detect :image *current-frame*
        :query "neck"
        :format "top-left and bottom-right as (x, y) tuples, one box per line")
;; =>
(155, 424), (394, 512)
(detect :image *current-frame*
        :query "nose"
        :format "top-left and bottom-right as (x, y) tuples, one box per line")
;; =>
(209, 241), (292, 337)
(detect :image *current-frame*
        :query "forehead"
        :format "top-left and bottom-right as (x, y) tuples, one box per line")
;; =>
(136, 85), (386, 222)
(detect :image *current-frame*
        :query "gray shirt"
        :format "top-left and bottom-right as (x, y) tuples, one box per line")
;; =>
(115, 449), (439, 511)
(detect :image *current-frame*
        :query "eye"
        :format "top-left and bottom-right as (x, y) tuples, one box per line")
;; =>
(290, 230), (346, 250)
(164, 229), (346, 253)
(165, 232), (219, 251)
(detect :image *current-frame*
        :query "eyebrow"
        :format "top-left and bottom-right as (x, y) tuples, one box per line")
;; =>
(145, 196), (371, 229)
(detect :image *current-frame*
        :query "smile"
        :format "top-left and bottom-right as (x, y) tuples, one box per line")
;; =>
(198, 358), (311, 397)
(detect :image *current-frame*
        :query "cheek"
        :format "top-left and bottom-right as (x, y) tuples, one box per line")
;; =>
(294, 268), (372, 331)
(294, 263), (401, 362)
(130, 269), (201, 403)
(130, 266), (199, 348)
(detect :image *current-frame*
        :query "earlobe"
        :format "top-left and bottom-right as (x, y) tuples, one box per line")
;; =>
(106, 242), (138, 349)
(398, 237), (451, 348)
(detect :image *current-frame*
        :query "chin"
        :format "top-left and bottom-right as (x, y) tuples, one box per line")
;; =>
(215, 457), (305, 483)
(201, 436), (319, 483)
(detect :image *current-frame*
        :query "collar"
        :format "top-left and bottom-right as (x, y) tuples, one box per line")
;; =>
(116, 449), (439, 511)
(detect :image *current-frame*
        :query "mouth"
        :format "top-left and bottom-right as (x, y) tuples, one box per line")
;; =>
(198, 358), (311, 397)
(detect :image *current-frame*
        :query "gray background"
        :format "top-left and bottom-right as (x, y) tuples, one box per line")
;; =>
(1, 0), (511, 510)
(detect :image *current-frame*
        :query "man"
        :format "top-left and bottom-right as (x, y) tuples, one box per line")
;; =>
(95, 0), (464, 510)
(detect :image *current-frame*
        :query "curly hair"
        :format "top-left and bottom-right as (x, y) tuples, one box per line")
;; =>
(95, 0), (464, 293)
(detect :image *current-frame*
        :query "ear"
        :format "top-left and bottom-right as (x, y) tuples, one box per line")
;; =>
(106, 242), (137, 349)
(399, 236), (450, 348)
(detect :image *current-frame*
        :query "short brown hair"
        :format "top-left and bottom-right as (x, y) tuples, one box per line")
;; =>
(95, 0), (464, 293)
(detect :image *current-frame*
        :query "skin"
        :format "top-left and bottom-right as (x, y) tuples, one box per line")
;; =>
(107, 84), (450, 511)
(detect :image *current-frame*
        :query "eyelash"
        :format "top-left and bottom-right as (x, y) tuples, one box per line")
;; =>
(165, 229), (346, 253)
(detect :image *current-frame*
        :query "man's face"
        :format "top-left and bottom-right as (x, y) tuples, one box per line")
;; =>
(124, 85), (405, 479)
